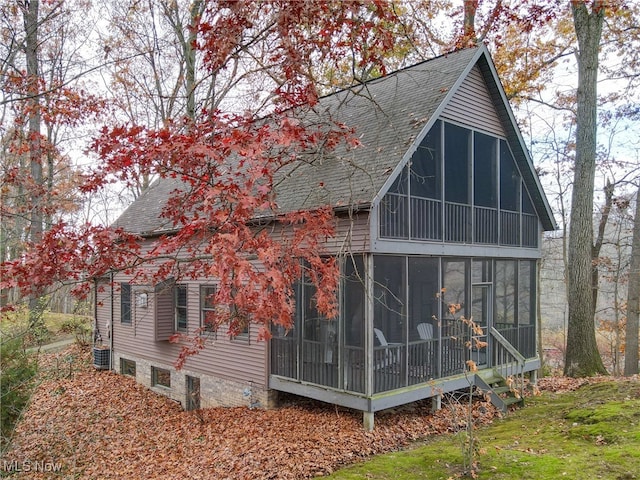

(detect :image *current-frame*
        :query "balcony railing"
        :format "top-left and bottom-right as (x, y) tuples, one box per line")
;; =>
(500, 210), (520, 245)
(380, 194), (539, 249)
(411, 197), (442, 240)
(445, 201), (471, 242)
(522, 213), (538, 247)
(380, 194), (407, 238)
(474, 206), (498, 244)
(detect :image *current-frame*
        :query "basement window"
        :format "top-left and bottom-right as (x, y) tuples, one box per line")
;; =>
(151, 366), (171, 388)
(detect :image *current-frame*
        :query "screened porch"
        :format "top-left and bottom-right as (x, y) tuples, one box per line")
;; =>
(270, 255), (537, 396)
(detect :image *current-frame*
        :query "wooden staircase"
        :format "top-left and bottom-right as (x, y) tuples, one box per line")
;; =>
(475, 374), (524, 412)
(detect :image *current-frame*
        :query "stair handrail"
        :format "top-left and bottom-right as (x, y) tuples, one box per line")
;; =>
(490, 326), (526, 399)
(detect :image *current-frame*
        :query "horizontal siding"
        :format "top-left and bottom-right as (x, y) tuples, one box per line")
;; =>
(441, 65), (504, 137)
(266, 211), (370, 255)
(109, 273), (268, 387)
(325, 212), (370, 254)
(94, 279), (111, 345)
(101, 211), (371, 388)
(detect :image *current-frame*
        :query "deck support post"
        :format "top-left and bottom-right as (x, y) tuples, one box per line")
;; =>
(529, 369), (538, 386)
(431, 394), (442, 413)
(363, 411), (375, 431)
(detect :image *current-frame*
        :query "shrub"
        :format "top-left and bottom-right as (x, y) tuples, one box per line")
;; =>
(0, 334), (38, 449)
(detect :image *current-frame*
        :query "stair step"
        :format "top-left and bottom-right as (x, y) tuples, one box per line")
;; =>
(502, 396), (524, 406)
(480, 376), (503, 385)
(492, 386), (511, 395)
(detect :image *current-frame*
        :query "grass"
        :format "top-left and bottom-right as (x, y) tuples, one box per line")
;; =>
(0, 306), (92, 347)
(327, 380), (640, 480)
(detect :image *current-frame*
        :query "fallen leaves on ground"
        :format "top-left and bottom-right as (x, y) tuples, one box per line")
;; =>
(535, 374), (618, 393)
(2, 346), (497, 479)
(4, 345), (618, 479)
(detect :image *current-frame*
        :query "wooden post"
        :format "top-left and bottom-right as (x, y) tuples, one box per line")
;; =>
(431, 393), (442, 413)
(363, 411), (375, 431)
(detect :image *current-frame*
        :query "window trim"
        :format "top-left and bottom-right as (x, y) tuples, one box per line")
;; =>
(175, 284), (188, 332)
(200, 285), (217, 338)
(151, 366), (171, 388)
(230, 309), (250, 343)
(120, 282), (132, 324)
(120, 358), (136, 377)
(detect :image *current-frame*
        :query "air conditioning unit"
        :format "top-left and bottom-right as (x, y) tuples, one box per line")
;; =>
(93, 346), (110, 370)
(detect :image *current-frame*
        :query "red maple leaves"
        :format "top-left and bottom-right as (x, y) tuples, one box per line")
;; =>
(2, 1), (403, 365)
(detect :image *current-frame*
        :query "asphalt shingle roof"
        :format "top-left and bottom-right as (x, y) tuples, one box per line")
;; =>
(114, 46), (555, 235)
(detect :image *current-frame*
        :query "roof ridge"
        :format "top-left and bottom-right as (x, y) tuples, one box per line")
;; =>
(317, 46), (481, 102)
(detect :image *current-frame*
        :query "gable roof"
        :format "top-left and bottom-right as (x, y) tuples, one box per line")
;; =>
(114, 45), (556, 235)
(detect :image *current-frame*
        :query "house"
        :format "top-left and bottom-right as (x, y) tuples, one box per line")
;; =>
(94, 45), (556, 430)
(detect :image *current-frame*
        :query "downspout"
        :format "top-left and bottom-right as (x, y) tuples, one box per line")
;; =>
(363, 253), (375, 431)
(110, 271), (114, 372)
(93, 277), (100, 344)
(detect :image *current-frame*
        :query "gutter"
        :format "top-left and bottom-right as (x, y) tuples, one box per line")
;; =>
(134, 201), (373, 239)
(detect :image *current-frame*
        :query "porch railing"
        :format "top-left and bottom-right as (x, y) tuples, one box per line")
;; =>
(271, 336), (297, 379)
(272, 327), (532, 396)
(490, 327), (526, 399)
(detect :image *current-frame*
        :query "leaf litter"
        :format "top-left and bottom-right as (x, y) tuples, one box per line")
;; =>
(2, 345), (547, 479)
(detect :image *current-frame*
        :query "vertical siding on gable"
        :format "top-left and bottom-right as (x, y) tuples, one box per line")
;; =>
(441, 65), (504, 137)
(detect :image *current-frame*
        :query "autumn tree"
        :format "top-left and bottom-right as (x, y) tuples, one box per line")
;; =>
(98, 0), (208, 200)
(1, 1), (403, 363)
(1, 0), (105, 314)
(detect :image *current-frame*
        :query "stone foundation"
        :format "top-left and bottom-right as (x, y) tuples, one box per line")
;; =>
(113, 351), (277, 410)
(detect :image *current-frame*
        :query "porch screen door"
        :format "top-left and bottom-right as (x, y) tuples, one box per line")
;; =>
(471, 285), (490, 368)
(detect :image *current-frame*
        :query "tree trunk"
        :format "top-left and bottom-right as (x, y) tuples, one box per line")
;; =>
(624, 186), (640, 376)
(592, 180), (614, 313)
(463, 0), (477, 45)
(24, 0), (42, 246)
(23, 0), (46, 327)
(564, 1), (607, 377)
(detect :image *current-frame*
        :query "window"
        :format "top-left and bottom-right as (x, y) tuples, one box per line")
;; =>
(518, 261), (535, 326)
(473, 132), (497, 208)
(343, 255), (365, 348)
(410, 120), (441, 200)
(495, 260), (516, 327)
(499, 140), (521, 212)
(175, 284), (188, 332)
(445, 123), (470, 204)
(151, 366), (171, 388)
(120, 283), (131, 324)
(442, 259), (468, 321)
(120, 358), (136, 377)
(200, 285), (217, 336)
(408, 257), (439, 341)
(373, 255), (406, 344)
(231, 315), (250, 341)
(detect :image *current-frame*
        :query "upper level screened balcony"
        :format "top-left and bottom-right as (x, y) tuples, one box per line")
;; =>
(379, 120), (539, 248)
